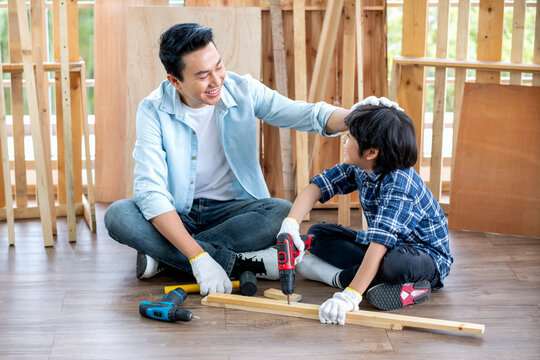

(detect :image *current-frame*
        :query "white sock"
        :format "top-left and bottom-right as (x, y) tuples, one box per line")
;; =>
(296, 254), (343, 288)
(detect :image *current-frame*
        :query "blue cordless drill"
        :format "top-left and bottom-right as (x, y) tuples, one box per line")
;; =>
(139, 288), (199, 322)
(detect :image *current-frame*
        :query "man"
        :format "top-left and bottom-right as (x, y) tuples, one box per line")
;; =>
(104, 23), (392, 296)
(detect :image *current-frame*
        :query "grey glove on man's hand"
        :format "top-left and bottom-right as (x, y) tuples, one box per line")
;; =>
(278, 217), (304, 264)
(319, 287), (363, 325)
(190, 252), (233, 296)
(352, 96), (404, 112)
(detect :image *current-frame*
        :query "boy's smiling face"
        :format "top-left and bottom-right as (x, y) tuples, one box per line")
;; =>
(343, 132), (378, 173)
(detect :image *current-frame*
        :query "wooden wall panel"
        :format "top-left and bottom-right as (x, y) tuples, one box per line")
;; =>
(124, 7), (261, 197)
(362, 0), (387, 97)
(449, 83), (540, 238)
(94, 0), (167, 202)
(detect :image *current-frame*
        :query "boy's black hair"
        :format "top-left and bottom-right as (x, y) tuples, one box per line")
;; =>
(344, 105), (418, 174)
(159, 23), (215, 82)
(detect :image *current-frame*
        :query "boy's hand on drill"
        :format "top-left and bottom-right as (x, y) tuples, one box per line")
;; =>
(319, 287), (362, 325)
(190, 252), (233, 296)
(278, 217), (304, 264)
(352, 96), (404, 112)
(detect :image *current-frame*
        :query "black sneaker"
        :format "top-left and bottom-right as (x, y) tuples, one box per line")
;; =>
(136, 252), (165, 279)
(231, 247), (279, 280)
(366, 280), (431, 311)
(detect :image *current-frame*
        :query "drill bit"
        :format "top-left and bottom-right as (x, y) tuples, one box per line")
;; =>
(287, 294), (290, 305)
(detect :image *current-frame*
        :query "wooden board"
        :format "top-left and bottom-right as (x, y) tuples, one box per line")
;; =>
(94, 0), (167, 203)
(397, 0), (428, 173)
(449, 83), (540, 238)
(202, 293), (485, 335)
(476, 0), (504, 83)
(124, 6), (261, 198)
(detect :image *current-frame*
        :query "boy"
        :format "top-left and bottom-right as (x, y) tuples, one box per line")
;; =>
(278, 104), (453, 325)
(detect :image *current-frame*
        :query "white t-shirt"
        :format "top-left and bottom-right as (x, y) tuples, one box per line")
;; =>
(182, 103), (239, 200)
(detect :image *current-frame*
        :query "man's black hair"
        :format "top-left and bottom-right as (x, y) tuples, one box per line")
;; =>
(344, 105), (418, 175)
(159, 23), (215, 82)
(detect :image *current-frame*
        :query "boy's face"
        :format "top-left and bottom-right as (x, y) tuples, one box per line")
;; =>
(342, 132), (378, 172)
(167, 42), (226, 108)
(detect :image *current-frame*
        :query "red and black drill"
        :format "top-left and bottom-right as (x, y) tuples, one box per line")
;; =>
(277, 233), (313, 304)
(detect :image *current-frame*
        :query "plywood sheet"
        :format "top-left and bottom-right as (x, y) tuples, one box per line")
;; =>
(449, 83), (540, 238)
(125, 6), (261, 197)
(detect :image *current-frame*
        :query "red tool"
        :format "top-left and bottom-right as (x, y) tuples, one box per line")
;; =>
(277, 233), (313, 304)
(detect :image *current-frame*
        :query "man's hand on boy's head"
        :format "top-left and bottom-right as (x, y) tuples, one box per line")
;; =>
(352, 96), (404, 112)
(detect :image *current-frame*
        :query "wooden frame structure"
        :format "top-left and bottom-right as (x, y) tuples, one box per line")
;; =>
(389, 0), (540, 212)
(0, 0), (96, 246)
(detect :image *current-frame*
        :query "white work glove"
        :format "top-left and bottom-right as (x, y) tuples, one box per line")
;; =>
(352, 95), (404, 112)
(319, 287), (363, 325)
(190, 252), (233, 296)
(278, 217), (304, 264)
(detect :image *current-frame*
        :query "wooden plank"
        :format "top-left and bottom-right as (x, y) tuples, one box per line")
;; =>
(429, 0), (450, 201)
(534, 1), (540, 86)
(263, 288), (302, 302)
(308, 0), (343, 200)
(452, 0), (471, 175)
(125, 7), (262, 198)
(94, 0), (167, 202)
(337, 0), (356, 227)
(270, 0), (294, 202)
(0, 61), (84, 73)
(449, 83), (540, 238)
(393, 56), (540, 72)
(292, 0), (310, 220)
(80, 64), (96, 233)
(397, 0), (428, 173)
(31, 0), (57, 235)
(0, 202), (85, 221)
(15, 0), (54, 247)
(361, 0), (387, 97)
(8, 0), (28, 208)
(307, 0), (344, 103)
(58, 0), (77, 242)
(476, 0), (504, 83)
(202, 293), (485, 335)
(509, 0), (525, 85)
(0, 55), (15, 245)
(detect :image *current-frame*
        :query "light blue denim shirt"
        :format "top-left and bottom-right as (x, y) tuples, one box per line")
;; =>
(133, 71), (339, 220)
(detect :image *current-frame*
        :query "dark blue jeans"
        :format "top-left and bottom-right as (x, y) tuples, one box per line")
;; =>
(104, 198), (291, 276)
(307, 223), (442, 290)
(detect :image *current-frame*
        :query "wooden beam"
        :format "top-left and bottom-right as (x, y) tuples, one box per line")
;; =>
(509, 0), (526, 85)
(534, 0), (540, 86)
(202, 293), (485, 335)
(0, 55), (15, 245)
(270, 0), (294, 202)
(393, 56), (540, 72)
(58, 0), (77, 242)
(292, 0), (310, 219)
(0, 203), (85, 221)
(337, 0), (356, 228)
(397, 0), (428, 173)
(429, 0), (450, 201)
(477, 0), (504, 83)
(15, 0), (54, 247)
(1, 61), (84, 72)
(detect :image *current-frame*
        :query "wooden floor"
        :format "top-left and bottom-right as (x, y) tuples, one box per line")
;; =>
(1, 203), (539, 359)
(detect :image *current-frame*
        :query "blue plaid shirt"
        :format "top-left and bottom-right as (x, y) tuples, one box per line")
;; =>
(311, 164), (453, 283)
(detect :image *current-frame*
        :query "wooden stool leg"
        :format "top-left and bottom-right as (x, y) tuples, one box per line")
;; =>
(0, 57), (16, 245)
(80, 64), (96, 233)
(15, 0), (54, 246)
(58, 0), (77, 242)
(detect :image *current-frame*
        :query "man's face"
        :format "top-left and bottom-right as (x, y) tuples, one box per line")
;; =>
(167, 42), (226, 108)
